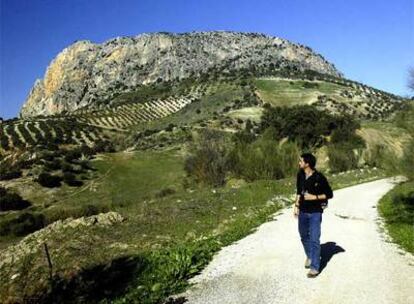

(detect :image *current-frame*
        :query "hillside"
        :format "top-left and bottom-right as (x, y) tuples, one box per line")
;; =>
(1, 76), (409, 152)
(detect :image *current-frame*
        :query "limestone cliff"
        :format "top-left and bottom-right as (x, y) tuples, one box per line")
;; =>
(20, 31), (342, 117)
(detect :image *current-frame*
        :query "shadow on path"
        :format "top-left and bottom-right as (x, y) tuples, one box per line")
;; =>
(320, 241), (345, 273)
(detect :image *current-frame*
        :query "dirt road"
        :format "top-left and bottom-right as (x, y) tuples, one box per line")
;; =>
(169, 176), (414, 304)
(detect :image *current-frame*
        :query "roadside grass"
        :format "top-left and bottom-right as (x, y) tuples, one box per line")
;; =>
(378, 179), (414, 254)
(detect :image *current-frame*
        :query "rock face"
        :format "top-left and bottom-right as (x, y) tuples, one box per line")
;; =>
(20, 31), (342, 117)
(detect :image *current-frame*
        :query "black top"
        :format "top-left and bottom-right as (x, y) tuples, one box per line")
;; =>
(296, 168), (333, 213)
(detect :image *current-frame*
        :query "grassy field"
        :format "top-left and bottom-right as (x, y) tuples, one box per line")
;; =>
(254, 78), (344, 106)
(378, 179), (414, 254)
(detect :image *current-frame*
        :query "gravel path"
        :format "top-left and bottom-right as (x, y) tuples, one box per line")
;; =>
(169, 176), (414, 304)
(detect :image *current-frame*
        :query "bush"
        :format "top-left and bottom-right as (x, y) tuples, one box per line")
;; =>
(82, 204), (101, 217)
(400, 137), (414, 180)
(302, 81), (319, 89)
(365, 142), (402, 176)
(0, 169), (22, 181)
(94, 140), (116, 153)
(41, 151), (57, 161)
(227, 134), (300, 181)
(231, 129), (256, 145)
(44, 158), (62, 171)
(165, 123), (175, 132)
(388, 191), (414, 224)
(0, 212), (45, 236)
(184, 129), (230, 186)
(155, 188), (176, 198)
(0, 187), (32, 211)
(36, 172), (62, 188)
(79, 144), (95, 156)
(61, 161), (74, 172)
(64, 149), (82, 162)
(259, 105), (364, 150)
(327, 142), (361, 173)
(259, 105), (332, 149)
(63, 172), (83, 187)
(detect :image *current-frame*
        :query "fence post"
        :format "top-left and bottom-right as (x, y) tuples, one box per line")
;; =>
(43, 242), (53, 281)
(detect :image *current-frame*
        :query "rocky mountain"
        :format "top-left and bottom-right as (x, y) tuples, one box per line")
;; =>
(19, 31), (342, 117)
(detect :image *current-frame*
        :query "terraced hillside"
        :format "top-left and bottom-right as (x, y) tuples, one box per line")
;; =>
(0, 75), (409, 153)
(0, 80), (235, 151)
(0, 118), (112, 150)
(255, 77), (405, 120)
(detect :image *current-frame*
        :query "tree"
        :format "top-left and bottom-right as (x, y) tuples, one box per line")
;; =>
(408, 66), (414, 93)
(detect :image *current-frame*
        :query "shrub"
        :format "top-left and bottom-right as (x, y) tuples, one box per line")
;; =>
(61, 161), (74, 172)
(45, 142), (59, 151)
(42, 151), (56, 161)
(227, 135), (300, 181)
(302, 81), (319, 89)
(184, 129), (230, 186)
(94, 140), (116, 153)
(0, 212), (45, 236)
(64, 149), (82, 162)
(259, 105), (332, 149)
(231, 129), (256, 145)
(400, 137), (414, 180)
(36, 172), (62, 188)
(82, 204), (101, 217)
(155, 188), (176, 198)
(63, 172), (83, 187)
(0, 187), (32, 211)
(79, 144), (95, 156)
(365, 142), (401, 175)
(388, 191), (414, 224)
(44, 158), (62, 171)
(0, 169), (22, 181)
(332, 129), (365, 148)
(327, 142), (361, 173)
(0, 135), (9, 150)
(165, 123), (175, 132)
(259, 105), (364, 152)
(78, 159), (93, 170)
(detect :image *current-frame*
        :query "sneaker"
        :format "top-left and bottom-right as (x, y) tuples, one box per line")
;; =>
(304, 258), (311, 268)
(307, 268), (320, 278)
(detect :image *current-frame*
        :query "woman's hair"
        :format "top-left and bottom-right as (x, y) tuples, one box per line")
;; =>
(300, 152), (316, 169)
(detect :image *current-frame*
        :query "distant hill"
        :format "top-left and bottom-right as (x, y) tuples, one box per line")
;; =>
(19, 31), (342, 117)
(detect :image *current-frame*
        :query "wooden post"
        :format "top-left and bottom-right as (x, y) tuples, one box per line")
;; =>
(43, 242), (53, 281)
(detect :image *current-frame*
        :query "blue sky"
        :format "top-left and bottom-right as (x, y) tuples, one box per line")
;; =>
(1, 0), (413, 119)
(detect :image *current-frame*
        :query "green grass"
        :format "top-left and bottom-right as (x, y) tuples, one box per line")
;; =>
(378, 179), (414, 254)
(360, 120), (411, 140)
(254, 78), (343, 106)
